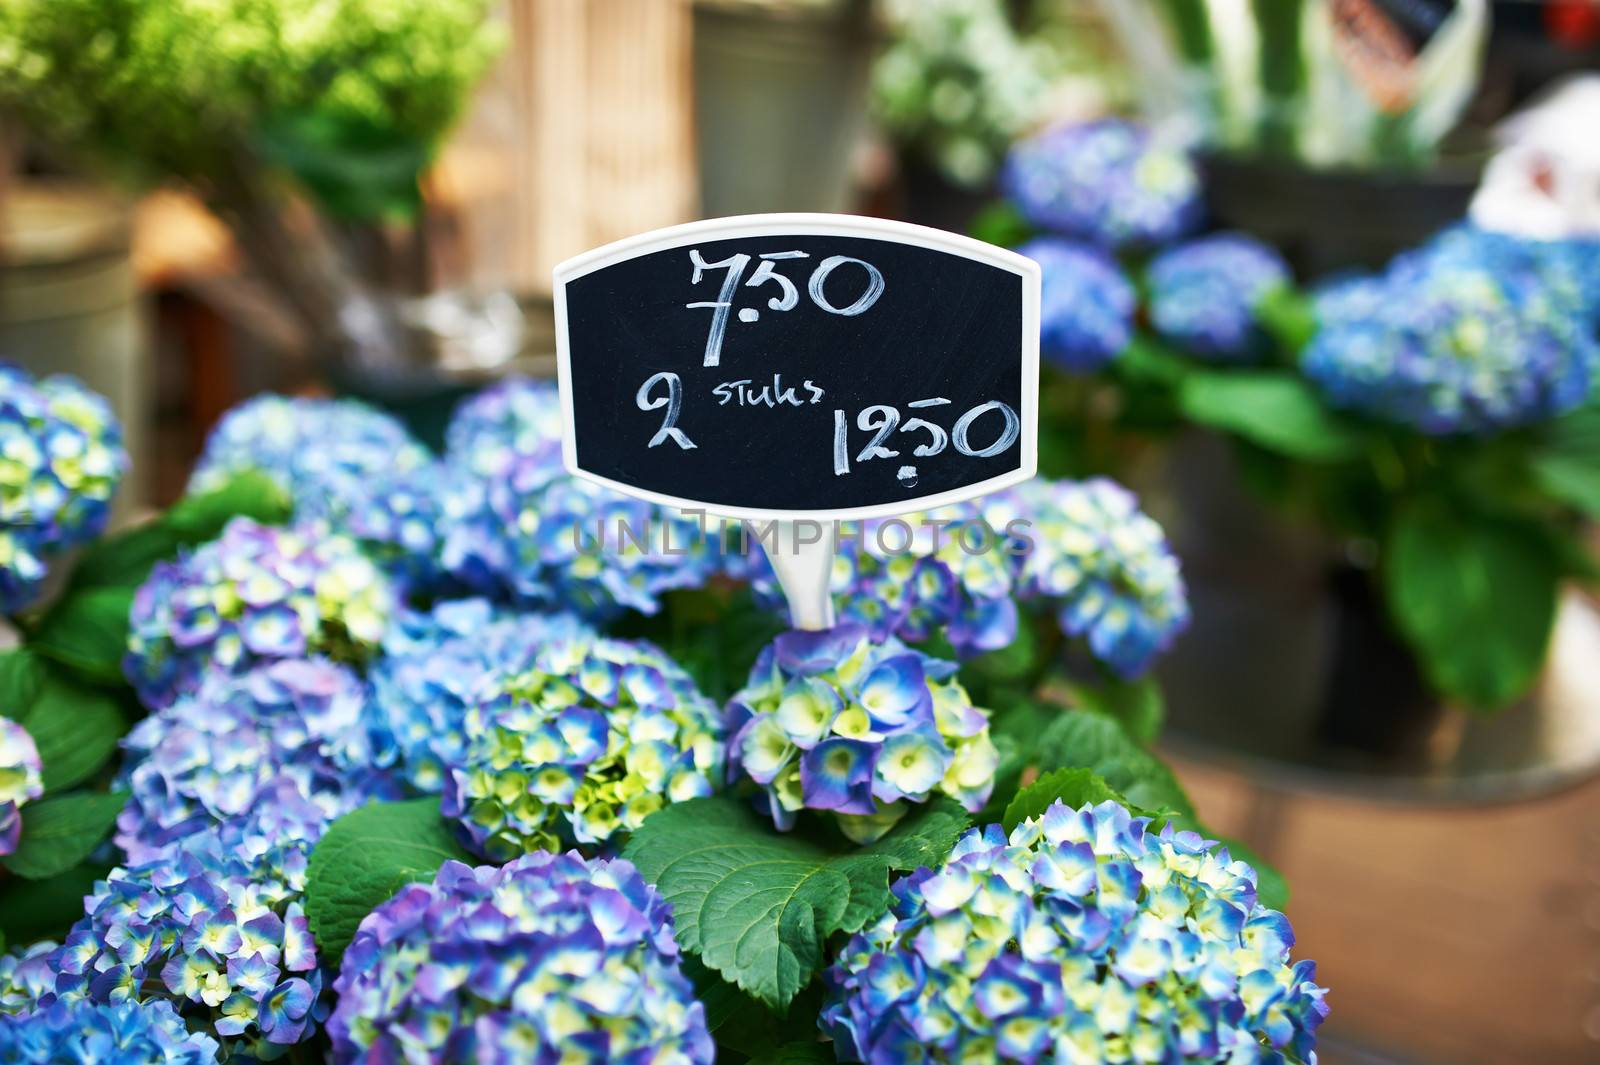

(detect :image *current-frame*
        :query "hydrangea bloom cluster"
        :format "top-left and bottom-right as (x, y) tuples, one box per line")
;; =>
(0, 716), (43, 857)
(1002, 119), (1202, 249)
(190, 394), (445, 588)
(125, 517), (395, 707)
(0, 941), (56, 1015)
(0, 363), (127, 612)
(990, 477), (1189, 678)
(1304, 229), (1597, 435)
(1022, 238), (1136, 371)
(1149, 234), (1291, 361)
(440, 377), (725, 619)
(746, 503), (1020, 659)
(443, 634), (723, 858)
(49, 784), (330, 1053)
(726, 624), (998, 843)
(328, 851), (713, 1064)
(371, 598), (593, 792)
(822, 800), (1329, 1064)
(0, 998), (219, 1064)
(116, 658), (395, 863)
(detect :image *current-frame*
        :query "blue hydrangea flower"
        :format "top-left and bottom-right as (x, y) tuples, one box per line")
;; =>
(822, 800), (1329, 1064)
(371, 599), (594, 792)
(1002, 119), (1202, 249)
(47, 786), (330, 1054)
(190, 394), (445, 589)
(1148, 234), (1291, 361)
(116, 658), (398, 863)
(1304, 229), (1597, 435)
(746, 503), (1020, 658)
(0, 997), (219, 1064)
(0, 364), (127, 613)
(125, 517), (395, 708)
(988, 478), (1189, 678)
(443, 634), (724, 858)
(0, 716), (43, 857)
(328, 850), (713, 1064)
(440, 381), (724, 620)
(444, 375), (566, 475)
(1022, 238), (1136, 371)
(0, 941), (56, 1015)
(726, 624), (999, 843)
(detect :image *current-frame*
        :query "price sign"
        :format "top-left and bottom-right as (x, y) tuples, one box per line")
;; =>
(553, 214), (1039, 522)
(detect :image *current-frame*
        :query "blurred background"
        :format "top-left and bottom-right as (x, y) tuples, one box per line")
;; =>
(0, 2), (1596, 1061)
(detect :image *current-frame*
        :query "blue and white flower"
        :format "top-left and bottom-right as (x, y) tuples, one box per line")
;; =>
(1148, 234), (1291, 361)
(0, 997), (219, 1064)
(0, 716), (42, 857)
(1023, 238), (1136, 372)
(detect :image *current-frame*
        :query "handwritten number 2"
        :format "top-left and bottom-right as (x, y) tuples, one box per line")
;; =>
(637, 372), (696, 450)
(855, 405), (900, 462)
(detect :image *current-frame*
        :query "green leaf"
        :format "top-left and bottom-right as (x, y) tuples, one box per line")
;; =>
(23, 665), (126, 792)
(1179, 371), (1363, 461)
(256, 111), (431, 222)
(0, 648), (44, 715)
(0, 862), (113, 944)
(3, 791), (128, 879)
(967, 200), (1032, 248)
(687, 957), (823, 1060)
(624, 795), (969, 1010)
(1036, 711), (1195, 819)
(1256, 284), (1317, 354)
(1531, 453), (1600, 520)
(746, 1044), (835, 1065)
(1001, 768), (1125, 832)
(1115, 334), (1192, 388)
(304, 798), (475, 962)
(27, 586), (135, 685)
(1068, 675), (1166, 744)
(1384, 501), (1559, 710)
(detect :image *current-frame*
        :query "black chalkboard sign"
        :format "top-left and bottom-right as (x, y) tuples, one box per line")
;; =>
(553, 214), (1039, 520)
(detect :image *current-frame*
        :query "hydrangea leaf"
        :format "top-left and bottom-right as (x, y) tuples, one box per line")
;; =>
(304, 798), (475, 962)
(1180, 370), (1364, 461)
(27, 586), (135, 685)
(1001, 768), (1126, 832)
(1036, 710), (1195, 820)
(624, 795), (969, 1010)
(1066, 675), (1166, 744)
(746, 1043), (835, 1065)
(1532, 404), (1600, 519)
(20, 665), (126, 793)
(685, 958), (823, 1059)
(2, 790), (128, 880)
(0, 648), (44, 715)
(0, 861), (113, 945)
(1385, 502), (1559, 710)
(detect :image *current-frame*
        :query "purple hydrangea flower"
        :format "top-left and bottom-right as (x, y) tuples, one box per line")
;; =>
(0, 717), (43, 857)
(46, 786), (331, 1055)
(190, 394), (445, 589)
(726, 623), (998, 843)
(1148, 234), (1291, 361)
(371, 599), (594, 792)
(1021, 238), (1136, 371)
(746, 501), (1020, 659)
(443, 634), (723, 858)
(328, 851), (713, 1064)
(985, 477), (1189, 678)
(0, 364), (127, 612)
(822, 800), (1329, 1064)
(439, 379), (725, 621)
(124, 517), (395, 708)
(1304, 227), (1597, 435)
(116, 658), (398, 863)
(1002, 119), (1202, 249)
(0, 997), (219, 1064)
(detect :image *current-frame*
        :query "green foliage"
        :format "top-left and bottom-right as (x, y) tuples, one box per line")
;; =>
(0, 861), (112, 945)
(1066, 675), (1165, 744)
(746, 1044), (835, 1065)
(304, 798), (475, 963)
(4, 647), (126, 792)
(1531, 404), (1600, 520)
(1385, 500), (1559, 711)
(1180, 371), (1365, 462)
(968, 201), (1033, 249)
(0, 0), (501, 212)
(27, 586), (135, 685)
(3, 790), (128, 880)
(1001, 767), (1123, 832)
(1036, 710), (1195, 820)
(256, 111), (430, 222)
(1256, 284), (1318, 354)
(688, 958), (826, 1062)
(612, 586), (785, 704)
(623, 795), (969, 1010)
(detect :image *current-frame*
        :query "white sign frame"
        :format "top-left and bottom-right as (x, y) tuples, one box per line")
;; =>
(552, 212), (1040, 523)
